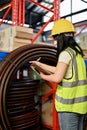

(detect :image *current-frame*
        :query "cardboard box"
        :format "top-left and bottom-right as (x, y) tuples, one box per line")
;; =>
(0, 26), (33, 52)
(12, 37), (32, 50)
(0, 26), (33, 39)
(79, 33), (87, 48)
(12, 26), (33, 39)
(38, 81), (52, 96)
(80, 48), (87, 59)
(15, 31), (33, 39)
(41, 98), (52, 126)
(37, 82), (53, 126)
(0, 36), (31, 52)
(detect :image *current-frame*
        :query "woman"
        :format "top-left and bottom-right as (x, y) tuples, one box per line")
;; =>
(31, 19), (87, 130)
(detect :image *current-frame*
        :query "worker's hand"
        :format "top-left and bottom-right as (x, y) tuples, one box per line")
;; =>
(29, 57), (41, 66)
(39, 72), (44, 78)
(29, 61), (40, 66)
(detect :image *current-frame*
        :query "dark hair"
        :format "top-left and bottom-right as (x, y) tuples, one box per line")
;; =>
(53, 34), (84, 61)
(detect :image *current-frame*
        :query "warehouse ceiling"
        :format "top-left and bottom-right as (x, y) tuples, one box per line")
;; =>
(0, 0), (63, 29)
(0, 0), (87, 32)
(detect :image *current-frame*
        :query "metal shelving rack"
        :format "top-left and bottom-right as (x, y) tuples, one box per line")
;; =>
(0, 0), (87, 41)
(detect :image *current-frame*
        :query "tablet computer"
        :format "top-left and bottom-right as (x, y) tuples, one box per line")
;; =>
(32, 63), (52, 75)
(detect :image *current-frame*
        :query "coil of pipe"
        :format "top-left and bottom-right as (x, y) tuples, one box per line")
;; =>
(0, 44), (57, 130)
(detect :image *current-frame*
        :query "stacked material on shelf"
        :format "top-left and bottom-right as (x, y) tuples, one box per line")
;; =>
(82, 48), (87, 68)
(82, 48), (87, 60)
(0, 26), (33, 52)
(79, 32), (87, 49)
(38, 82), (53, 126)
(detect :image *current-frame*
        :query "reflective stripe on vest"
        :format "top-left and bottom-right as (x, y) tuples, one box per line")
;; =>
(56, 95), (87, 104)
(62, 80), (87, 88)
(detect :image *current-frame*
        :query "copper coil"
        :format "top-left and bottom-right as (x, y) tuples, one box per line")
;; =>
(0, 44), (57, 129)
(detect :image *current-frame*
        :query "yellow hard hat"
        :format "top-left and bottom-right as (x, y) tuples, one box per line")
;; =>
(49, 19), (76, 38)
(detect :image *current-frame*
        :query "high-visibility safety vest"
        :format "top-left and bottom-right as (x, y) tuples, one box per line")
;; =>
(55, 47), (87, 114)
